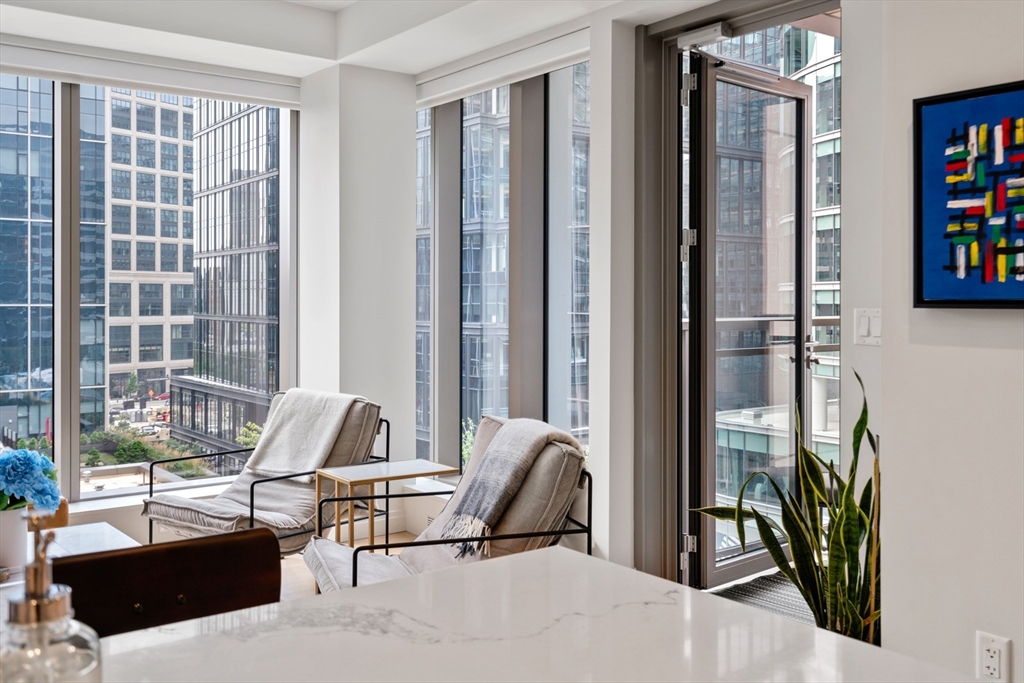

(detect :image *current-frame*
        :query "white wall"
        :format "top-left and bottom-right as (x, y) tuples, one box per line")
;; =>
(298, 64), (418, 461)
(843, 2), (1024, 679)
(587, 12), (636, 566)
(298, 65), (343, 394)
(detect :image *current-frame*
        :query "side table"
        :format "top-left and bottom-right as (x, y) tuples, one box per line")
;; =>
(315, 459), (459, 553)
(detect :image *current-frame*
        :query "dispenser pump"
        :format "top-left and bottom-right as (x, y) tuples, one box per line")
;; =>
(7, 520), (72, 626)
(0, 513), (102, 682)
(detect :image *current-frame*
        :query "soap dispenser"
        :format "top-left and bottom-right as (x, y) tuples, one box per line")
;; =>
(0, 514), (101, 682)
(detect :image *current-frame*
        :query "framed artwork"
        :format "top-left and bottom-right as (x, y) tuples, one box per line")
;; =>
(914, 81), (1024, 308)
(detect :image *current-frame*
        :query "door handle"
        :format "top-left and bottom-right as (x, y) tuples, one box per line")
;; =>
(804, 336), (820, 370)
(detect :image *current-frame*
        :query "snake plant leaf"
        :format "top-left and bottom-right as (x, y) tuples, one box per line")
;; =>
(842, 488), (865, 605)
(859, 477), (874, 521)
(777, 488), (823, 621)
(0, 491), (8, 509)
(800, 443), (829, 505)
(750, 507), (823, 626)
(733, 471), (761, 550)
(827, 505), (847, 627)
(850, 370), (870, 480)
(844, 593), (864, 641)
(693, 505), (785, 537)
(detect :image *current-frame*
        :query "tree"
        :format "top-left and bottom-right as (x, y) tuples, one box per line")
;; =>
(16, 438), (28, 449)
(26, 437), (38, 450)
(125, 372), (140, 398)
(39, 436), (51, 449)
(236, 422), (264, 449)
(461, 418), (476, 468)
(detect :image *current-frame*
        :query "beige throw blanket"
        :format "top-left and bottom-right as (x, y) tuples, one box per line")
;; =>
(245, 389), (358, 484)
(439, 418), (580, 558)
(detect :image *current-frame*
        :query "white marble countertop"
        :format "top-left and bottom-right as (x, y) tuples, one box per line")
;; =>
(100, 546), (965, 682)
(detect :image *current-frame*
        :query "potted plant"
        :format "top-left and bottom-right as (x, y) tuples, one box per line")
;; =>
(698, 372), (881, 645)
(0, 449), (62, 568)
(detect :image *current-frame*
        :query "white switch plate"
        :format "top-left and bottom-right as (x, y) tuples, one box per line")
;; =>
(977, 631), (1011, 682)
(854, 308), (881, 346)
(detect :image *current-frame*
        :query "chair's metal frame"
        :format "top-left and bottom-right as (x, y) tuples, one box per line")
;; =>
(315, 470), (594, 587)
(147, 419), (391, 545)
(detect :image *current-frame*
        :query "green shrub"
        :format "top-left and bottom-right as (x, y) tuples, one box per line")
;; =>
(16, 438), (28, 449)
(26, 437), (38, 450)
(114, 439), (153, 465)
(90, 430), (106, 444)
(82, 449), (104, 467)
(39, 436), (51, 449)
(165, 459), (210, 479)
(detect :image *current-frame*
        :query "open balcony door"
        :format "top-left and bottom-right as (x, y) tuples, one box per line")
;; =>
(680, 49), (813, 589)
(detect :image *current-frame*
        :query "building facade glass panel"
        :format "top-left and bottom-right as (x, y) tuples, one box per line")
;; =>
(160, 243), (178, 272)
(109, 325), (131, 364)
(171, 324), (192, 360)
(109, 283), (131, 316)
(139, 283), (163, 315)
(111, 240), (131, 270)
(136, 103), (155, 134)
(138, 324), (163, 362)
(112, 134), (131, 164)
(137, 172), (155, 202)
(160, 142), (178, 171)
(136, 242), (155, 271)
(135, 207), (155, 236)
(160, 108), (178, 138)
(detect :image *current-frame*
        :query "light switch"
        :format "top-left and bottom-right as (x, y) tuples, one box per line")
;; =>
(854, 308), (881, 346)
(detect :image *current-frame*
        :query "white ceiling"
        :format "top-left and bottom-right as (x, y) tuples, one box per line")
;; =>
(0, 0), (714, 79)
(283, 0), (355, 11)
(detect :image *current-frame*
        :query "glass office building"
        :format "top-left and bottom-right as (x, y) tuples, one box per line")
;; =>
(169, 102), (281, 453)
(0, 76), (54, 445)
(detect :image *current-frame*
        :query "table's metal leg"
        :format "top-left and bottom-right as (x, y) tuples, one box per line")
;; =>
(315, 474), (322, 538)
(385, 480), (390, 556)
(347, 483), (355, 548)
(334, 481), (341, 544)
(368, 482), (375, 553)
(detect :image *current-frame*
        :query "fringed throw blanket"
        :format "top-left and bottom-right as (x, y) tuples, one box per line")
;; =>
(439, 418), (580, 558)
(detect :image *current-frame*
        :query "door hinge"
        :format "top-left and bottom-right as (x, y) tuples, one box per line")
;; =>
(681, 534), (698, 553)
(680, 73), (698, 107)
(680, 229), (698, 262)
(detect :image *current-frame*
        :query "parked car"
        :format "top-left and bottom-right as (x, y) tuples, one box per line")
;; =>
(156, 392), (170, 400)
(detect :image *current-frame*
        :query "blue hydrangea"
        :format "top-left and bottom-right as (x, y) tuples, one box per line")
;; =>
(0, 449), (61, 512)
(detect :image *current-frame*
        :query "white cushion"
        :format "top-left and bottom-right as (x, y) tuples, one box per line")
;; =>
(303, 536), (411, 592)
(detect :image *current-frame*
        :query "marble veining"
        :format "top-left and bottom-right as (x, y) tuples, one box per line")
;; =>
(101, 546), (968, 682)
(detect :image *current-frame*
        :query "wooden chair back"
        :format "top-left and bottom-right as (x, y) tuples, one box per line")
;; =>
(52, 528), (280, 637)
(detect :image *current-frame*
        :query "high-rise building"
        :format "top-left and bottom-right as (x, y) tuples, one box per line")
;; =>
(168, 101), (280, 453)
(105, 89), (196, 411)
(0, 76), (54, 444)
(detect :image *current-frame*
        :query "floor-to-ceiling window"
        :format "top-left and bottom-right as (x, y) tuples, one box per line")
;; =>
(0, 73), (292, 499)
(546, 62), (591, 452)
(460, 87), (509, 459)
(415, 108), (432, 460)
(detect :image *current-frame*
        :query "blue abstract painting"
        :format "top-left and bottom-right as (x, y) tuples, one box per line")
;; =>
(915, 83), (1024, 307)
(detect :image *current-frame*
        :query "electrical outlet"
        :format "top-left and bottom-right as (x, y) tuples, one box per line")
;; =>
(976, 631), (1011, 682)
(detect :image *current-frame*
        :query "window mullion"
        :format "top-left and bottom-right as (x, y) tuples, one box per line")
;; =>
(53, 82), (82, 501)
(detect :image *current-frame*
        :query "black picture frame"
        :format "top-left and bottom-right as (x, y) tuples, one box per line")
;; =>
(913, 81), (1024, 309)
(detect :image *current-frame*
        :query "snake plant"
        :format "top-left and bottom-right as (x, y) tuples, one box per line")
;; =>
(697, 371), (881, 645)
